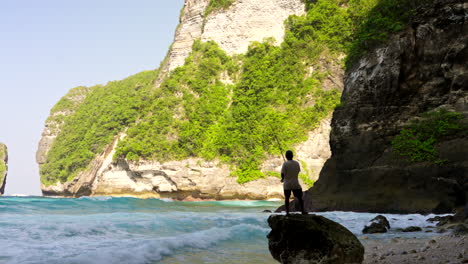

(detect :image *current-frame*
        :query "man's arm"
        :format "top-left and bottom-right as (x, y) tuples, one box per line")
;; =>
(281, 172), (284, 183)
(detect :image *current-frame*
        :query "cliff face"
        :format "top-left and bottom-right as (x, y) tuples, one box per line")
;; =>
(0, 143), (8, 195)
(39, 0), (340, 199)
(307, 0), (468, 213)
(156, 0), (305, 86)
(41, 118), (332, 199)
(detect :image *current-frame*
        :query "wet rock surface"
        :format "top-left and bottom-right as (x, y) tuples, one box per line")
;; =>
(267, 214), (364, 264)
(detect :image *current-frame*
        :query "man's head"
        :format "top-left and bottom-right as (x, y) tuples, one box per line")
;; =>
(285, 150), (293, 160)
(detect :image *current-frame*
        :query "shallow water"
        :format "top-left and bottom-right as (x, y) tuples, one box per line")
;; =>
(0, 196), (448, 264)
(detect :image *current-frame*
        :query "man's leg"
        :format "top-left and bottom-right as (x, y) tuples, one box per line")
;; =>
(293, 189), (306, 214)
(284, 189), (291, 216)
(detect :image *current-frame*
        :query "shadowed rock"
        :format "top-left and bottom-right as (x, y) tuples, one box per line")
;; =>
(401, 226), (422, 232)
(304, 0), (468, 214)
(267, 214), (364, 264)
(362, 215), (390, 234)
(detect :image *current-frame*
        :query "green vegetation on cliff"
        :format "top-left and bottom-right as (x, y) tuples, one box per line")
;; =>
(40, 71), (156, 185)
(116, 36), (340, 184)
(115, 40), (235, 162)
(46, 86), (92, 134)
(205, 0), (235, 17)
(41, 0), (437, 185)
(0, 144), (6, 185)
(392, 110), (465, 164)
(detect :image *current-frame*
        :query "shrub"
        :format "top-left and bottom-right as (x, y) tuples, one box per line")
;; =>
(205, 0), (235, 17)
(392, 110), (465, 163)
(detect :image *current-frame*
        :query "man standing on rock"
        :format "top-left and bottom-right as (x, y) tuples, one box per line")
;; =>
(281, 150), (306, 215)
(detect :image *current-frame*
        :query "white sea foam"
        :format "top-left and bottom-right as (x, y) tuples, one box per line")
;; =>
(2, 223), (267, 264)
(78, 196), (113, 201)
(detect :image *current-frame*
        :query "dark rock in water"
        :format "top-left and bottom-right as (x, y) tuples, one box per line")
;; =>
(401, 226), (422, 232)
(427, 215), (456, 227)
(263, 210), (272, 213)
(362, 215), (390, 234)
(267, 214), (364, 264)
(373, 215), (390, 229)
(451, 224), (468, 236)
(437, 216), (454, 227)
(303, 0), (468, 214)
(427, 215), (454, 223)
(363, 222), (387, 234)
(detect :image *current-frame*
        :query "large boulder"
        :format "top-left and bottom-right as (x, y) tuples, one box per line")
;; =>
(267, 214), (364, 264)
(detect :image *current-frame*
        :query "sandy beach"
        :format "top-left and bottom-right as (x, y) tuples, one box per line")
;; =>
(362, 234), (468, 264)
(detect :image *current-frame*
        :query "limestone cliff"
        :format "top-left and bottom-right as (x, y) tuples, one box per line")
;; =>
(41, 117), (332, 199)
(156, 0), (305, 86)
(36, 86), (91, 165)
(306, 0), (468, 213)
(0, 143), (8, 195)
(39, 0), (340, 199)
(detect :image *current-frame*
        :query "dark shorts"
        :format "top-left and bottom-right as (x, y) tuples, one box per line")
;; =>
(284, 188), (303, 198)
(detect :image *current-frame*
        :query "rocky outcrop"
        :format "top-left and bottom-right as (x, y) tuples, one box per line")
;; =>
(306, 0), (468, 213)
(0, 143), (8, 195)
(362, 215), (390, 234)
(156, 0), (305, 86)
(36, 86), (91, 165)
(267, 214), (364, 264)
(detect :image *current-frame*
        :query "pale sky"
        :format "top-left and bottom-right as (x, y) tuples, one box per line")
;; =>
(0, 0), (184, 195)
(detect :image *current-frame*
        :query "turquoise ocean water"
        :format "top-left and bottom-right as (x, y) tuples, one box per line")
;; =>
(0, 196), (445, 264)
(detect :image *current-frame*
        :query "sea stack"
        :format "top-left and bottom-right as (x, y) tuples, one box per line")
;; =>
(0, 143), (8, 195)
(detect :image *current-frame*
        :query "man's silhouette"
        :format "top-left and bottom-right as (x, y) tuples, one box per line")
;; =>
(281, 150), (306, 215)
